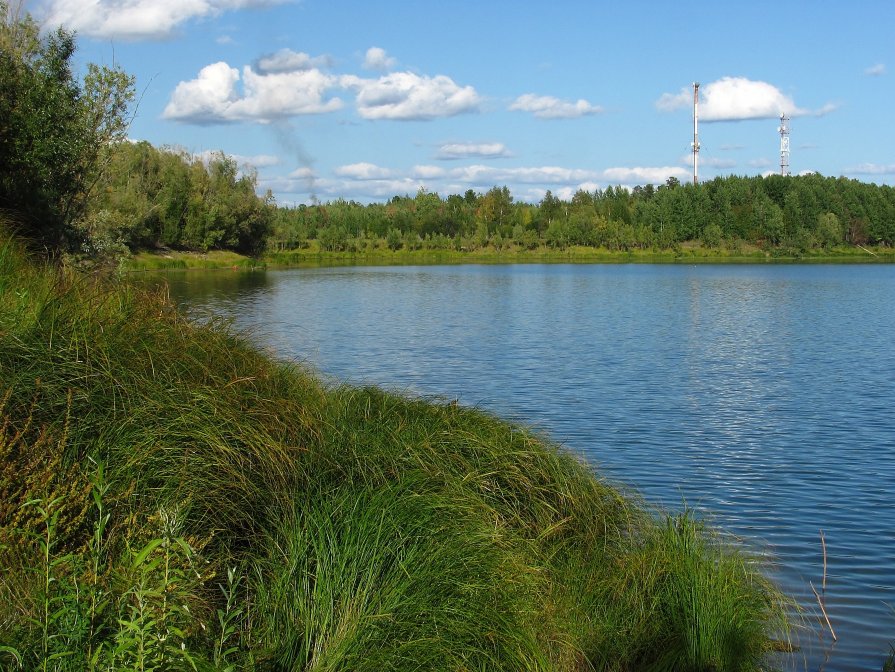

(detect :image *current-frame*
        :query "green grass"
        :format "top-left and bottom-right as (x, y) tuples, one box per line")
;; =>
(120, 240), (895, 274)
(125, 248), (267, 271)
(1, 225), (793, 670)
(261, 240), (895, 269)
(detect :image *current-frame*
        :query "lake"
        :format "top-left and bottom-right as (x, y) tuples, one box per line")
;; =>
(160, 262), (895, 671)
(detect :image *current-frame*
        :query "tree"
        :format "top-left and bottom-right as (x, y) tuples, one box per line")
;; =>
(476, 186), (513, 234)
(0, 2), (135, 251)
(817, 212), (843, 248)
(538, 190), (561, 229)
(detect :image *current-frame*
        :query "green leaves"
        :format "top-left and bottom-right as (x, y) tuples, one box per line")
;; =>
(0, 5), (134, 251)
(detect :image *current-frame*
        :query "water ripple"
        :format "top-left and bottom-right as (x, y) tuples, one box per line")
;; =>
(164, 263), (895, 672)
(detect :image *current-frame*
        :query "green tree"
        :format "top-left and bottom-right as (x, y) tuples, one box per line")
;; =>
(538, 190), (561, 231)
(817, 212), (843, 248)
(476, 186), (513, 234)
(0, 3), (134, 250)
(386, 227), (403, 251)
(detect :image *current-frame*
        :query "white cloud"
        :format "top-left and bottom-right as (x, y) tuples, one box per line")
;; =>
(343, 72), (481, 120)
(363, 47), (397, 71)
(865, 63), (886, 76)
(845, 163), (895, 175)
(601, 166), (689, 184)
(288, 167), (317, 179)
(163, 61), (343, 123)
(313, 177), (427, 199)
(436, 142), (511, 160)
(657, 77), (834, 121)
(448, 165), (600, 186)
(655, 89), (691, 113)
(334, 163), (394, 180)
(194, 149), (280, 168)
(163, 62), (242, 124)
(411, 165), (446, 179)
(230, 67), (342, 118)
(509, 93), (603, 119)
(41, 0), (290, 40)
(255, 49), (332, 74)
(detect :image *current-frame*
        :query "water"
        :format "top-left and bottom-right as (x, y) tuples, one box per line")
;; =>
(160, 263), (895, 671)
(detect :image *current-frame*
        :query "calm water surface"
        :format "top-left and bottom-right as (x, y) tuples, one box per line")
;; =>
(162, 263), (895, 671)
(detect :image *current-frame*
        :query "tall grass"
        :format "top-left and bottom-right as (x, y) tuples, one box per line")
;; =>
(0, 225), (792, 670)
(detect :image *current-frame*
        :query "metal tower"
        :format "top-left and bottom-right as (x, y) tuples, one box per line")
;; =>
(778, 113), (790, 176)
(692, 82), (700, 185)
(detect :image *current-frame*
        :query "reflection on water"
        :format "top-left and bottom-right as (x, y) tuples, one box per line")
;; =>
(158, 263), (895, 671)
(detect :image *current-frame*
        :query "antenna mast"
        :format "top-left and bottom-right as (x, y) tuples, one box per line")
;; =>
(692, 82), (700, 185)
(778, 113), (790, 176)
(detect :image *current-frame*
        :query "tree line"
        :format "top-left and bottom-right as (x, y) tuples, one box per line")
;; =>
(271, 174), (895, 254)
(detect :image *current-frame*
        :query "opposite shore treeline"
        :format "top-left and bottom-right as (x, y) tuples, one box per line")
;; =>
(88, 141), (895, 262)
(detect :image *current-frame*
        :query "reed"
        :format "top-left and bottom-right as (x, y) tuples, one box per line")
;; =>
(0, 225), (792, 670)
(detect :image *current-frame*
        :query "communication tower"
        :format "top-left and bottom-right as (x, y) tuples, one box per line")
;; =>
(778, 113), (790, 176)
(692, 82), (700, 185)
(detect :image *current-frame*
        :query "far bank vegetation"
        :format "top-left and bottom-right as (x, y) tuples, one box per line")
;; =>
(84, 142), (895, 264)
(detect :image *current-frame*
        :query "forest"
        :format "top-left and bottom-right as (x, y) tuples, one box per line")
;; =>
(59, 139), (895, 261)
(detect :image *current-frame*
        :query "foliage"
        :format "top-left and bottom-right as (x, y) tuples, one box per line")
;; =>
(269, 175), (895, 258)
(0, 2), (134, 251)
(88, 143), (274, 256)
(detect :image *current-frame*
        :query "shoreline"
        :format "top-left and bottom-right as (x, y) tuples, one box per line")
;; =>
(123, 243), (895, 272)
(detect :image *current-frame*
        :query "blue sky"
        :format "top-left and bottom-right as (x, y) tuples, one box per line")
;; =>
(29, 0), (895, 205)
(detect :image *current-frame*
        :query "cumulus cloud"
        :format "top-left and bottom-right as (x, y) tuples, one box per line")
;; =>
(363, 47), (397, 71)
(865, 63), (886, 76)
(296, 176), (426, 200)
(601, 166), (689, 184)
(163, 62), (242, 124)
(163, 60), (343, 123)
(436, 142), (511, 160)
(41, 0), (290, 40)
(509, 94), (603, 119)
(657, 77), (834, 121)
(411, 165), (446, 179)
(334, 163), (394, 180)
(447, 165), (600, 186)
(255, 49), (332, 74)
(343, 72), (481, 120)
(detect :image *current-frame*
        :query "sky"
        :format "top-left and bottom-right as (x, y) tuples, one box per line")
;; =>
(25, 0), (895, 205)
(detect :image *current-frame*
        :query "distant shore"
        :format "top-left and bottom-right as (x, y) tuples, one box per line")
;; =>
(123, 241), (895, 272)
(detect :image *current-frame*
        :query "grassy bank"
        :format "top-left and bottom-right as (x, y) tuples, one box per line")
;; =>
(263, 240), (895, 267)
(1, 229), (792, 670)
(126, 248), (268, 271)
(122, 241), (895, 272)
